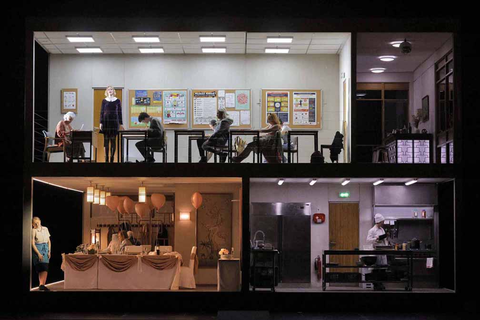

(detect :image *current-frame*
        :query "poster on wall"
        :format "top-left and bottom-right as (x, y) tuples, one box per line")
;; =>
(266, 91), (289, 124)
(235, 90), (250, 110)
(196, 194), (232, 268)
(293, 92), (316, 125)
(61, 89), (78, 114)
(163, 90), (187, 124)
(193, 91), (217, 125)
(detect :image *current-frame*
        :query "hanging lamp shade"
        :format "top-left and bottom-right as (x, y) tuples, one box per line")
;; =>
(106, 196), (119, 211)
(87, 186), (94, 203)
(151, 194), (166, 210)
(93, 188), (100, 204)
(138, 186), (146, 203)
(191, 192), (203, 209)
(100, 191), (106, 206)
(123, 197), (136, 214)
(135, 203), (150, 219)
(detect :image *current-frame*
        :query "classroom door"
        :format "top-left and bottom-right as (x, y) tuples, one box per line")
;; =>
(93, 88), (122, 162)
(328, 202), (359, 273)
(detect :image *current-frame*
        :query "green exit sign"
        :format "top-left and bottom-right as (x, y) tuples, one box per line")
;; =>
(339, 192), (350, 198)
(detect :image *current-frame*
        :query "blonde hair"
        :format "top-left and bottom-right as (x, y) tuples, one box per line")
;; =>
(104, 86), (116, 97)
(267, 113), (280, 125)
(32, 217), (41, 227)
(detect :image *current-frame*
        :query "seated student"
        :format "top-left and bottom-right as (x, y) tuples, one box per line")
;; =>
(135, 112), (165, 163)
(232, 113), (282, 163)
(55, 112), (86, 162)
(196, 109), (233, 163)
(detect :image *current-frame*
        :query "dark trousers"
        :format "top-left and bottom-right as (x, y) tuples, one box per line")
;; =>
(136, 139), (162, 161)
(196, 138), (227, 162)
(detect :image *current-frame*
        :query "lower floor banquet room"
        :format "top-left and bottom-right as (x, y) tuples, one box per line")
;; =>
(28, 176), (455, 294)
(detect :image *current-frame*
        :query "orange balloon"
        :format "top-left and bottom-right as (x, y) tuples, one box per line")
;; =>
(135, 203), (150, 219)
(151, 194), (166, 210)
(191, 192), (203, 209)
(106, 196), (119, 211)
(124, 197), (135, 215)
(117, 197), (127, 215)
(146, 196), (154, 211)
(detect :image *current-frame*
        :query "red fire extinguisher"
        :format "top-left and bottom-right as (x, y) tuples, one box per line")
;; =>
(314, 255), (322, 280)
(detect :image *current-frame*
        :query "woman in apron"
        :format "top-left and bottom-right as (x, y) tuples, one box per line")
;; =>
(32, 217), (51, 291)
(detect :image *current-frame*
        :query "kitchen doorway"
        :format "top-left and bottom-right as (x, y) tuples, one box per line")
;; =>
(328, 202), (359, 273)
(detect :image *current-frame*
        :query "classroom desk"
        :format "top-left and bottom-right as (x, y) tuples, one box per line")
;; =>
(118, 130), (147, 163)
(228, 130), (260, 163)
(174, 130), (205, 163)
(286, 130), (319, 163)
(69, 130), (96, 162)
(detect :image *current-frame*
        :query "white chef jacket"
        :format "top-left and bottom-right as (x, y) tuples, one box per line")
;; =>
(366, 225), (388, 265)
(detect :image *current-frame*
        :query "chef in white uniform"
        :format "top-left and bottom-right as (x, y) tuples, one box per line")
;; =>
(366, 214), (388, 290)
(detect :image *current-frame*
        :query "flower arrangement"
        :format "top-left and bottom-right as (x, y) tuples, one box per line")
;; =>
(411, 109), (425, 129)
(218, 248), (229, 255)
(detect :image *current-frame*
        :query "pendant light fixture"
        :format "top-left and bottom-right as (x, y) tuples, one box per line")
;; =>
(87, 181), (94, 203)
(100, 186), (106, 206)
(138, 182), (146, 203)
(93, 185), (100, 204)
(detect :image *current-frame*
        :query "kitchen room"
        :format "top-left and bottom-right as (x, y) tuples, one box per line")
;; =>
(249, 177), (454, 293)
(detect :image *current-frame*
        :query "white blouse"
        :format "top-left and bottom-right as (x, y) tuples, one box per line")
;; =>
(33, 226), (51, 244)
(105, 96), (118, 102)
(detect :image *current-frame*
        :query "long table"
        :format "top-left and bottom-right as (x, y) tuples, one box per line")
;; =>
(62, 253), (182, 290)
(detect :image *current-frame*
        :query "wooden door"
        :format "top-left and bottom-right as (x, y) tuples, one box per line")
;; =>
(93, 88), (122, 162)
(329, 202), (359, 272)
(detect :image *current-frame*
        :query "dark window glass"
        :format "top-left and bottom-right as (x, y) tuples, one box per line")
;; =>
(439, 101), (446, 132)
(356, 90), (382, 99)
(447, 61), (453, 74)
(356, 100), (382, 145)
(439, 66), (446, 79)
(385, 101), (408, 136)
(384, 90), (408, 100)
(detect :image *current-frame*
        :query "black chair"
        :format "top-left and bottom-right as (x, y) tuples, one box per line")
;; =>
(283, 136), (298, 163)
(147, 135), (168, 163)
(320, 131), (344, 163)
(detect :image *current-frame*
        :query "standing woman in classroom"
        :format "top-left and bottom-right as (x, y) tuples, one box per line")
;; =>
(100, 86), (124, 162)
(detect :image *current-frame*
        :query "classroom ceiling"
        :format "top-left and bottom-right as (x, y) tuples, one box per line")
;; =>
(34, 32), (351, 55)
(357, 32), (452, 73)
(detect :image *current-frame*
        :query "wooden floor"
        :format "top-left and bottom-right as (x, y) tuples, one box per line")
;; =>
(31, 281), (217, 292)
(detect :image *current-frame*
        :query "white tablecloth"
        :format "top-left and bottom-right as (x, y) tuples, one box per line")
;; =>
(62, 254), (98, 290)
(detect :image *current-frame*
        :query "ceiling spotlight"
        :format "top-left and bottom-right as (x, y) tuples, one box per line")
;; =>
(265, 48), (290, 54)
(341, 179), (350, 186)
(373, 179), (384, 186)
(278, 179), (285, 186)
(390, 41), (403, 48)
(405, 179), (418, 186)
(379, 56), (396, 62)
(133, 36), (160, 43)
(309, 179), (317, 186)
(76, 48), (103, 53)
(67, 36), (94, 43)
(200, 36), (226, 42)
(370, 68), (386, 74)
(267, 37), (293, 44)
(400, 39), (412, 54)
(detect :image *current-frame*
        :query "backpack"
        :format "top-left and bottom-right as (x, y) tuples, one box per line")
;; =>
(310, 151), (324, 164)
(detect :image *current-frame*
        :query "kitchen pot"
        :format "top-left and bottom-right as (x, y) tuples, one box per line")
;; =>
(410, 238), (420, 250)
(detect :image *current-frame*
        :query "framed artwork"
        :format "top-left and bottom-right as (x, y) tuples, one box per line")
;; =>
(422, 95), (429, 121)
(196, 193), (233, 268)
(61, 88), (78, 114)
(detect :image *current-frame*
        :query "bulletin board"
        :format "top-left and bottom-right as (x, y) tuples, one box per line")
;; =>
(128, 89), (189, 129)
(261, 89), (322, 129)
(191, 89), (252, 129)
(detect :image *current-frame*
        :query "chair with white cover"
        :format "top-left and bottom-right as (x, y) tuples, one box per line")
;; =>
(179, 246), (197, 289)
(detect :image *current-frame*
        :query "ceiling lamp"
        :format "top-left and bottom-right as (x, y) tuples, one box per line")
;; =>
(265, 48), (290, 54)
(76, 47), (103, 53)
(139, 48), (165, 54)
(309, 179), (317, 186)
(267, 37), (293, 44)
(341, 179), (350, 186)
(87, 183), (94, 203)
(390, 41), (403, 48)
(133, 36), (160, 43)
(138, 184), (146, 203)
(200, 36), (226, 42)
(202, 47), (227, 53)
(405, 179), (418, 186)
(93, 186), (100, 204)
(370, 68), (386, 74)
(379, 56), (396, 62)
(278, 179), (285, 186)
(373, 179), (384, 186)
(100, 188), (106, 206)
(67, 36), (94, 43)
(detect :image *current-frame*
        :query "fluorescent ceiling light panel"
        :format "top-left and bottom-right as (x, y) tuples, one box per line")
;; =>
(200, 36), (226, 42)
(202, 47), (227, 53)
(379, 56), (396, 62)
(370, 68), (386, 73)
(265, 48), (290, 54)
(405, 179), (418, 186)
(133, 36), (160, 43)
(309, 179), (317, 186)
(341, 179), (350, 186)
(139, 48), (165, 53)
(76, 48), (103, 53)
(67, 36), (94, 43)
(267, 37), (293, 43)
(278, 179), (285, 186)
(373, 179), (384, 186)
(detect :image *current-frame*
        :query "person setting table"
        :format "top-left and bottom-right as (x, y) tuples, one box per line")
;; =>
(232, 113), (282, 163)
(55, 111), (85, 162)
(135, 112), (165, 163)
(196, 109), (233, 163)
